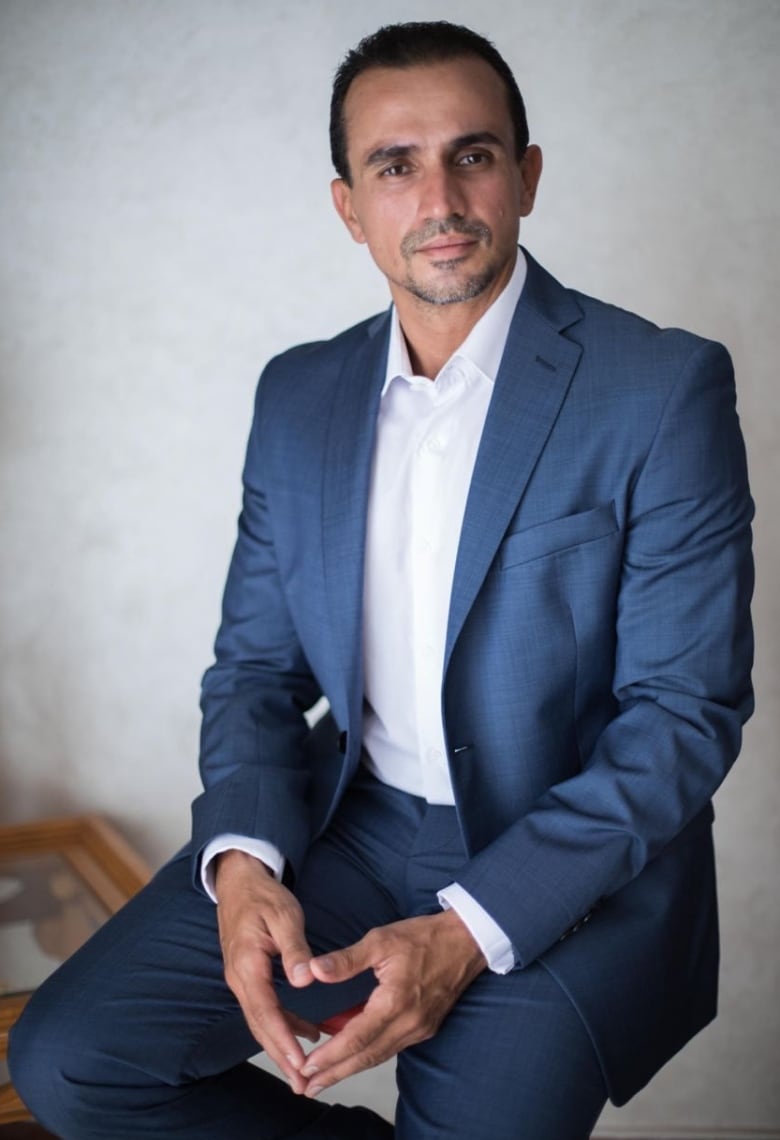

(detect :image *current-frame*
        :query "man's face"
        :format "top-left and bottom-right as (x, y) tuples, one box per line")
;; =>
(331, 56), (541, 308)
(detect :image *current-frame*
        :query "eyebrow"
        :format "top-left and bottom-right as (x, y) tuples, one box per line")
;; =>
(362, 131), (507, 170)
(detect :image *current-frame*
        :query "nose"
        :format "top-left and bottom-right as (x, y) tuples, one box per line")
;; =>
(418, 163), (467, 220)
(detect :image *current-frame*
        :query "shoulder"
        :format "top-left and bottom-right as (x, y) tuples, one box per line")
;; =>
(245, 309), (389, 430)
(574, 293), (735, 428)
(573, 289), (729, 373)
(569, 289), (736, 443)
(261, 310), (389, 387)
(523, 250), (731, 380)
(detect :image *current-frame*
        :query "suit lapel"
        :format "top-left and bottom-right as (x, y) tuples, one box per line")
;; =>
(445, 254), (584, 669)
(321, 312), (390, 728)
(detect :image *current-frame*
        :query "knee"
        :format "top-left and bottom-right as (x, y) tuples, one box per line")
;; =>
(8, 976), (131, 1137)
(8, 986), (63, 1124)
(8, 980), (88, 1130)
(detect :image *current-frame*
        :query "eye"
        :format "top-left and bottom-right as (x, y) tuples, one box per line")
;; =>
(457, 151), (491, 167)
(379, 162), (410, 177)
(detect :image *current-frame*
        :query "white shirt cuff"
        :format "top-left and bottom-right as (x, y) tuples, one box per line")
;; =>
(438, 882), (516, 974)
(200, 834), (285, 902)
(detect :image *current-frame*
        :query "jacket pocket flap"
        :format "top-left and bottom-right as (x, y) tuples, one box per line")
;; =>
(499, 502), (618, 569)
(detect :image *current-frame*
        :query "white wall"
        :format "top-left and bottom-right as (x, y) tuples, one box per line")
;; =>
(1, 1), (777, 1134)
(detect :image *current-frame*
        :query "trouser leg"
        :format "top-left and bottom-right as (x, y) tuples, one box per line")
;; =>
(10, 772), (608, 1138)
(8, 817), (397, 1140)
(395, 962), (606, 1140)
(393, 803), (608, 1140)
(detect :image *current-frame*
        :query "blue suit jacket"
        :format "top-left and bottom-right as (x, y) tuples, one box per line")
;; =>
(192, 250), (754, 1104)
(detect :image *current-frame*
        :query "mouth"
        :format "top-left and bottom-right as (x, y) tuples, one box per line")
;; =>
(416, 236), (478, 258)
(401, 219), (492, 263)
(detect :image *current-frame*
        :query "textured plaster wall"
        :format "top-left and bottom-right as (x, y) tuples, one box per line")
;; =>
(0, 1), (777, 1133)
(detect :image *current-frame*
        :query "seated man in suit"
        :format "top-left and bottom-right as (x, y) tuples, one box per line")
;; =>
(10, 20), (753, 1140)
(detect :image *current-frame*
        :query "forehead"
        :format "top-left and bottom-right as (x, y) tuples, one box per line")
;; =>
(342, 56), (513, 160)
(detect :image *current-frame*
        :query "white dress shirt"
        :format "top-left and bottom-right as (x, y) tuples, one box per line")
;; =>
(203, 251), (528, 975)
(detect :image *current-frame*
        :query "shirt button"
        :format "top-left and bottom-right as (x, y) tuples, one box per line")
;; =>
(427, 748), (444, 765)
(425, 435), (444, 454)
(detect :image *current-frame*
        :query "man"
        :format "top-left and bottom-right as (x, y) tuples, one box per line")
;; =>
(10, 20), (753, 1140)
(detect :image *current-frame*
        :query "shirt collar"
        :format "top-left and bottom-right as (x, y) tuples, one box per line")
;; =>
(382, 247), (527, 396)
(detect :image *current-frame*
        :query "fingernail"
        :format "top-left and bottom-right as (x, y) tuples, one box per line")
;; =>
(301, 1063), (319, 1078)
(285, 1053), (300, 1069)
(307, 1084), (324, 1099)
(292, 963), (310, 982)
(317, 955), (336, 974)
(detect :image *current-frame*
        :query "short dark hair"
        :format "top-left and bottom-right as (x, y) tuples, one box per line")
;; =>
(330, 21), (529, 185)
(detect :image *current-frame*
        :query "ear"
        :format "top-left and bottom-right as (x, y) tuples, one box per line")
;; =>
(517, 145), (543, 218)
(331, 179), (367, 244)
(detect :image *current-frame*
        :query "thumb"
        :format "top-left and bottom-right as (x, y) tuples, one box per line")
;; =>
(270, 914), (315, 988)
(310, 937), (372, 984)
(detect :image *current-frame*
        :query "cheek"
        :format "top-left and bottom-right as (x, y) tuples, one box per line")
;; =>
(362, 202), (409, 259)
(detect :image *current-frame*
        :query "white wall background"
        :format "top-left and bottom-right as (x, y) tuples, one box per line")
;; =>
(1, 1), (777, 1135)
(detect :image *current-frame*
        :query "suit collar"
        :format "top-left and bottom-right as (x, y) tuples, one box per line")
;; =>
(517, 247), (585, 334)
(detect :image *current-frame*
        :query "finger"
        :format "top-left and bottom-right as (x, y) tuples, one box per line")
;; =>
(300, 990), (396, 1077)
(309, 935), (373, 984)
(226, 945), (310, 1083)
(286, 1011), (322, 1045)
(240, 983), (312, 1093)
(239, 976), (305, 1058)
(300, 1004), (409, 1096)
(263, 900), (316, 988)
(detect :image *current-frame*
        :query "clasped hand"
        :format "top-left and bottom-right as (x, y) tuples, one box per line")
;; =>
(215, 850), (486, 1098)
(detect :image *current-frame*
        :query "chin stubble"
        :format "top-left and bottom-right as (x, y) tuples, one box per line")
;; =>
(400, 217), (495, 306)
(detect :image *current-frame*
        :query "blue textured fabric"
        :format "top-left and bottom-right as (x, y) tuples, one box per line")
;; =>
(11, 771), (606, 1139)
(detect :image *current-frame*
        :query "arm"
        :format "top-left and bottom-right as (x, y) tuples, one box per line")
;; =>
(457, 338), (754, 963)
(190, 370), (322, 889)
(188, 369), (326, 1085)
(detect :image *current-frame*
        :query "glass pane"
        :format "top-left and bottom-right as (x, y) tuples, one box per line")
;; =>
(0, 852), (110, 996)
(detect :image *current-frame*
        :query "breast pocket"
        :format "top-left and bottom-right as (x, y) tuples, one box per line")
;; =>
(499, 502), (618, 569)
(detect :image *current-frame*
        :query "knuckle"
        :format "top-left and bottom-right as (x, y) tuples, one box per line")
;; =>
(269, 894), (301, 923)
(348, 1029), (370, 1054)
(363, 927), (383, 951)
(417, 1017), (437, 1041)
(227, 952), (257, 984)
(360, 1048), (383, 1071)
(381, 997), (402, 1023)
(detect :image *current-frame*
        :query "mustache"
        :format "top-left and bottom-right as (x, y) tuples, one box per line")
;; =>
(400, 217), (491, 257)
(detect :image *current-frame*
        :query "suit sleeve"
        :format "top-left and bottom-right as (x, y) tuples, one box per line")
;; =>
(456, 339), (754, 965)
(189, 370), (322, 889)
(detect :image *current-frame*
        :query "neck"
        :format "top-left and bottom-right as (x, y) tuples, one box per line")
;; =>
(397, 305), (479, 379)
(391, 258), (514, 380)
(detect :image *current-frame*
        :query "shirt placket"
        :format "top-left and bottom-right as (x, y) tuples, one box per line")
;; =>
(409, 376), (457, 802)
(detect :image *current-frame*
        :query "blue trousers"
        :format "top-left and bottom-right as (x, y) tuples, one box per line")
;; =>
(10, 770), (607, 1138)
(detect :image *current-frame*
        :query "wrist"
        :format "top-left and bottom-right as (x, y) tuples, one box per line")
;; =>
(434, 908), (487, 979)
(214, 849), (273, 898)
